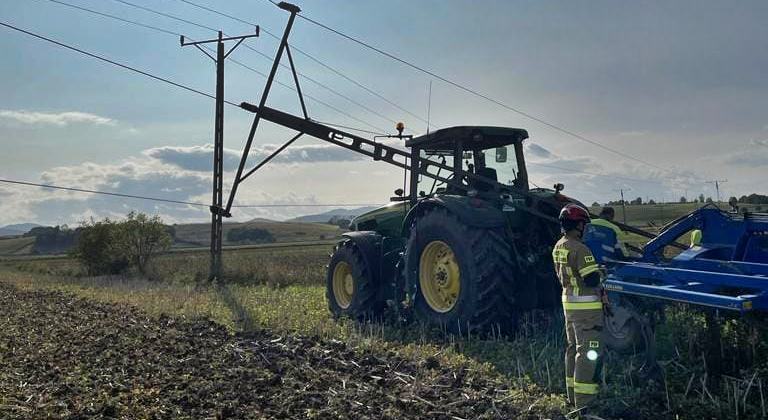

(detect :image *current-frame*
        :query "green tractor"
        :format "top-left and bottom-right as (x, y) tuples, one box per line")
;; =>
(327, 126), (580, 332)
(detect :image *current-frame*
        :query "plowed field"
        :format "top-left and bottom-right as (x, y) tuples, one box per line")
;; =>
(0, 283), (561, 419)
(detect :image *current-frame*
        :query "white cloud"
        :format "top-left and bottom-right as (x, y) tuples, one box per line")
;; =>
(0, 110), (116, 126)
(724, 139), (768, 168)
(144, 141), (382, 172)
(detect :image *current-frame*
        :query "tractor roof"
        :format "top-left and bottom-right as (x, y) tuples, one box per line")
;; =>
(405, 126), (529, 151)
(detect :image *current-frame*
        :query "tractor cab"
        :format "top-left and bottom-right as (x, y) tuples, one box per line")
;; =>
(405, 126), (530, 197)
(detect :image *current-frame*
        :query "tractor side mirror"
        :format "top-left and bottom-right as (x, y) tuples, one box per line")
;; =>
(495, 146), (507, 163)
(390, 188), (408, 202)
(554, 183), (565, 193)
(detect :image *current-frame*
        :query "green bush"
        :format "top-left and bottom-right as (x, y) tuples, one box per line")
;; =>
(69, 212), (172, 276)
(227, 227), (276, 244)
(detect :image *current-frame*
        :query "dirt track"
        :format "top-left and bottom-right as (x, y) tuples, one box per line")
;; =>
(0, 283), (561, 419)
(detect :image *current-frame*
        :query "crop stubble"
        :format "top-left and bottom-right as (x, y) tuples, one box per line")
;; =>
(0, 282), (560, 419)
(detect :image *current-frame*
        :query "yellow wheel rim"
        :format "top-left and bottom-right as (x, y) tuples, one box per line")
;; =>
(332, 261), (354, 309)
(419, 240), (461, 313)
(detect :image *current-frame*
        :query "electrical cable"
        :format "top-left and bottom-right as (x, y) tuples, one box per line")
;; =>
(526, 161), (667, 185)
(249, 1), (689, 177)
(0, 179), (383, 208)
(101, 0), (393, 132)
(171, 0), (432, 126)
(30, 0), (389, 135)
(0, 20), (239, 107)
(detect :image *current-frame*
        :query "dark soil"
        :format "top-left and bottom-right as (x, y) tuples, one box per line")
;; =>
(0, 283), (562, 419)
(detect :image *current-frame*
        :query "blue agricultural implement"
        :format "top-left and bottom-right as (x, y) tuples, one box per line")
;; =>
(584, 206), (768, 358)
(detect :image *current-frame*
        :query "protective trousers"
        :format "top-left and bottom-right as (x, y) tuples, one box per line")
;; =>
(564, 303), (603, 408)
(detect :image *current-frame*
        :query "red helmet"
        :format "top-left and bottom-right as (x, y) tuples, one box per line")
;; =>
(558, 204), (590, 224)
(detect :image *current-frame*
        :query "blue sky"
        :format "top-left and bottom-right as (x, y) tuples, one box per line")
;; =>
(1, 0), (766, 225)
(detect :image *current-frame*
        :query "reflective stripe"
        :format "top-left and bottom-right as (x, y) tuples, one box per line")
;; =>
(562, 294), (600, 303)
(579, 264), (599, 277)
(566, 376), (574, 388)
(552, 248), (569, 264)
(563, 301), (602, 310)
(574, 382), (599, 395)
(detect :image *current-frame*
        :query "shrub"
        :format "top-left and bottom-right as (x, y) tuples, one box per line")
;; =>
(227, 227), (276, 244)
(70, 213), (173, 276)
(69, 218), (129, 275)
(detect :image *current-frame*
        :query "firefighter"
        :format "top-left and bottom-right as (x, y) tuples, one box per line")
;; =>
(552, 204), (605, 409)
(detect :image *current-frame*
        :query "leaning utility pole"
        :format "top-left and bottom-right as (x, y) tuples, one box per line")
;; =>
(181, 29), (259, 281)
(613, 188), (631, 224)
(706, 179), (728, 203)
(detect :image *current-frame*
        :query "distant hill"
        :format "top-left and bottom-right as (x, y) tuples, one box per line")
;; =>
(0, 223), (43, 237)
(246, 217), (277, 223)
(288, 206), (379, 223)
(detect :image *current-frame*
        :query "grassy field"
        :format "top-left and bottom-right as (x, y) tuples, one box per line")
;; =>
(587, 202), (764, 229)
(0, 235), (35, 255)
(172, 220), (343, 247)
(2, 242), (767, 419)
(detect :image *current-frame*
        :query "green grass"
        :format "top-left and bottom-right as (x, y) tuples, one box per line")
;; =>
(3, 225), (768, 418)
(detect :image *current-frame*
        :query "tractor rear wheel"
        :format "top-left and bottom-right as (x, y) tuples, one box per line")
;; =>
(405, 207), (516, 333)
(326, 240), (382, 320)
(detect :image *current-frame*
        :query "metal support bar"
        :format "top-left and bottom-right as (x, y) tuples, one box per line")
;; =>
(285, 44), (308, 119)
(225, 5), (300, 215)
(180, 31), (260, 46)
(604, 278), (756, 312)
(193, 43), (216, 62)
(240, 132), (303, 183)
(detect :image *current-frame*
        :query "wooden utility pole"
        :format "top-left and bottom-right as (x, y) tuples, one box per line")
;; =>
(181, 29), (259, 281)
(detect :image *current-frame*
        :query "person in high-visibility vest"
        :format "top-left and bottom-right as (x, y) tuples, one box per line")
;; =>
(590, 207), (630, 257)
(553, 204), (605, 409)
(690, 229), (703, 247)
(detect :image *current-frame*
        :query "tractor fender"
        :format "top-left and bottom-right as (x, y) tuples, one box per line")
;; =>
(401, 196), (506, 237)
(341, 231), (383, 281)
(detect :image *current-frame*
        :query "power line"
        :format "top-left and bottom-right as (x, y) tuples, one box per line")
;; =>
(526, 161), (666, 185)
(0, 20), (238, 106)
(111, 0), (218, 32)
(0, 178), (382, 208)
(269, 3), (686, 176)
(30, 0), (389, 134)
(40, 0), (181, 37)
(171, 0), (432, 126)
(101, 0), (392, 133)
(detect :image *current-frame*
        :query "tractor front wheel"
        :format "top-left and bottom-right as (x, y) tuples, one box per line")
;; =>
(326, 240), (382, 320)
